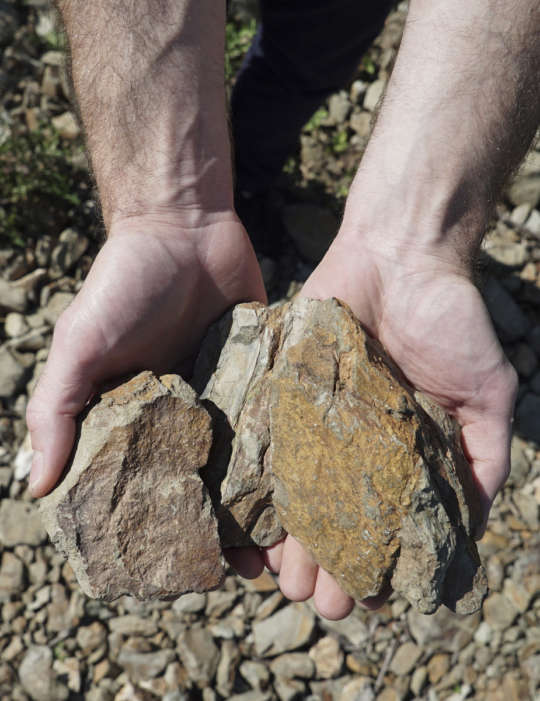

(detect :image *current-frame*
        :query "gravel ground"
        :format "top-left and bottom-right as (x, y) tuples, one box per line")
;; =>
(0, 2), (539, 700)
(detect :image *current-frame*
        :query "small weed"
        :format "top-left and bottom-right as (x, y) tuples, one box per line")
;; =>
(225, 19), (257, 83)
(332, 129), (349, 154)
(0, 127), (90, 247)
(303, 108), (329, 134)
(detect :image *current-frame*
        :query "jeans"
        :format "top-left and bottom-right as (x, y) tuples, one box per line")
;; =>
(231, 0), (394, 193)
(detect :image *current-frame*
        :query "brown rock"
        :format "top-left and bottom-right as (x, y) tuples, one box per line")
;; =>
(40, 371), (224, 600)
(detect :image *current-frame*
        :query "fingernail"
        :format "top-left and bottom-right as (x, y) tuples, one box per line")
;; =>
(29, 451), (44, 496)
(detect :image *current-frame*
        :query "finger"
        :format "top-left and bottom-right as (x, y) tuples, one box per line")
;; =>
(26, 337), (95, 498)
(262, 538), (285, 574)
(278, 535), (318, 601)
(313, 567), (354, 620)
(223, 546), (264, 579)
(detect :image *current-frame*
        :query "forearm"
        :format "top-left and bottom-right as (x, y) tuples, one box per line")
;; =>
(57, 0), (232, 230)
(344, 0), (540, 268)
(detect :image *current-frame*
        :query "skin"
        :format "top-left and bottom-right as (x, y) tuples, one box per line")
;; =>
(27, 0), (540, 620)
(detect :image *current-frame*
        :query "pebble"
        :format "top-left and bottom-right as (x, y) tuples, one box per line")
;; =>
(19, 645), (69, 701)
(0, 278), (27, 313)
(49, 229), (89, 278)
(410, 665), (427, 696)
(427, 653), (450, 684)
(269, 652), (315, 680)
(177, 627), (219, 685)
(117, 648), (175, 683)
(524, 209), (540, 237)
(340, 677), (375, 701)
(0, 499), (47, 546)
(0, 346), (26, 398)
(0, 549), (26, 600)
(51, 111), (80, 140)
(363, 79), (386, 111)
(239, 660), (270, 690)
(253, 603), (315, 657)
(76, 621), (108, 653)
(390, 641), (422, 675)
(5, 312), (29, 338)
(42, 291), (75, 326)
(108, 615), (158, 637)
(483, 593), (519, 630)
(309, 636), (344, 679)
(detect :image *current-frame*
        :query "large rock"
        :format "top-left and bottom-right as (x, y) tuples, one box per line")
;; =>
(40, 372), (224, 600)
(41, 299), (486, 613)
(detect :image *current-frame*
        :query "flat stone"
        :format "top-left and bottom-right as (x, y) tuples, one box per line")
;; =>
(390, 641), (422, 676)
(269, 653), (315, 680)
(40, 371), (224, 600)
(0, 345), (26, 398)
(108, 615), (158, 637)
(309, 637), (343, 679)
(117, 648), (175, 683)
(0, 500), (46, 546)
(18, 646), (69, 701)
(483, 592), (518, 630)
(177, 627), (219, 685)
(253, 603), (315, 657)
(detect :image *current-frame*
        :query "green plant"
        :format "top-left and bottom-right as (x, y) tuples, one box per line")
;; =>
(303, 108), (329, 133)
(225, 18), (257, 83)
(0, 127), (87, 247)
(332, 129), (349, 154)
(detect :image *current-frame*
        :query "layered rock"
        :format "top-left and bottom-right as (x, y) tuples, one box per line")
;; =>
(41, 298), (487, 613)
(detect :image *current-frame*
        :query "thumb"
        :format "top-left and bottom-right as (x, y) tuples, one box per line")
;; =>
(26, 326), (95, 498)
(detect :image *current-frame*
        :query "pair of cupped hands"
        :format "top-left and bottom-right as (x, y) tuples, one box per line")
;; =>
(26, 210), (516, 620)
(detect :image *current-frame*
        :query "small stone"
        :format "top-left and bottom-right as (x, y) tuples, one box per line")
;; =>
(390, 641), (422, 676)
(217, 640), (242, 696)
(0, 500), (47, 546)
(483, 592), (519, 630)
(5, 313), (29, 338)
(328, 91), (351, 124)
(244, 571), (278, 593)
(117, 648), (175, 683)
(0, 551), (25, 598)
(502, 578), (534, 613)
(269, 653), (315, 680)
(339, 677), (375, 701)
(363, 79), (386, 111)
(349, 111), (372, 139)
(76, 622), (108, 653)
(172, 592), (207, 614)
(19, 646), (69, 701)
(474, 621), (493, 645)
(0, 346), (25, 398)
(510, 203), (532, 226)
(49, 229), (89, 278)
(14, 432), (33, 481)
(0, 278), (26, 313)
(515, 393), (540, 443)
(108, 615), (158, 637)
(512, 491), (539, 530)
(239, 660), (270, 690)
(509, 436), (531, 486)
(507, 173), (540, 208)
(253, 603), (315, 657)
(177, 627), (219, 686)
(427, 653), (450, 684)
(51, 112), (80, 140)
(524, 209), (540, 237)
(410, 666), (427, 696)
(309, 637), (343, 679)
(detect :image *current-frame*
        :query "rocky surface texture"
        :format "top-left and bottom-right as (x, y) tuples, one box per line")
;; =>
(0, 1), (539, 699)
(40, 299), (486, 615)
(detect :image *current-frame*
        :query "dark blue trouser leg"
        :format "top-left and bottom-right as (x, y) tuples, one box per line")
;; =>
(231, 0), (394, 194)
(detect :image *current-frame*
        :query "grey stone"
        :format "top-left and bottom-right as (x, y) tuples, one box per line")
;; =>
(509, 436), (531, 486)
(0, 278), (26, 313)
(117, 648), (175, 683)
(483, 276), (530, 341)
(0, 551), (25, 598)
(172, 592), (207, 614)
(482, 592), (519, 630)
(390, 641), (422, 676)
(524, 209), (540, 237)
(269, 653), (315, 680)
(239, 660), (270, 689)
(0, 500), (47, 546)
(4, 312), (29, 338)
(18, 646), (69, 701)
(108, 615), (158, 636)
(253, 603), (315, 657)
(363, 79), (386, 111)
(328, 91), (351, 124)
(49, 228), (88, 278)
(177, 627), (219, 685)
(0, 346), (26, 398)
(507, 174), (540, 208)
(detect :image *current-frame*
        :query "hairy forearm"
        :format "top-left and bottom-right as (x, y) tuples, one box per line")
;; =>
(56, 0), (232, 229)
(344, 0), (540, 267)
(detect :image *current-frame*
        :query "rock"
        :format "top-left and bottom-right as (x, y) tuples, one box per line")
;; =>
(349, 111), (372, 139)
(108, 615), (158, 636)
(509, 436), (531, 486)
(239, 660), (270, 690)
(269, 653), (315, 680)
(282, 204), (339, 263)
(76, 622), (108, 653)
(51, 112), (80, 140)
(410, 666), (427, 696)
(172, 592), (207, 614)
(339, 677), (375, 701)
(515, 393), (540, 443)
(14, 432), (33, 481)
(483, 276), (530, 341)
(117, 648), (175, 683)
(253, 603), (315, 656)
(176, 627), (219, 686)
(507, 174), (540, 208)
(328, 92), (351, 124)
(0, 500), (47, 546)
(49, 229), (89, 278)
(309, 637), (343, 679)
(390, 641), (422, 676)
(0, 346), (26, 398)
(525, 209), (540, 237)
(363, 79), (386, 111)
(0, 278), (26, 313)
(42, 299), (485, 613)
(40, 371), (224, 600)
(18, 646), (69, 701)
(427, 653), (450, 684)
(5, 312), (29, 338)
(0, 551), (25, 598)
(482, 592), (518, 630)
(274, 677), (306, 701)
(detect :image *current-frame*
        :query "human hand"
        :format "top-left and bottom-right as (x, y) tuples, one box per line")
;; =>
(26, 214), (266, 497)
(258, 230), (517, 619)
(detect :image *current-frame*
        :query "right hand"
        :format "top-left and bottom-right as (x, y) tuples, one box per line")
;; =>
(26, 213), (266, 498)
